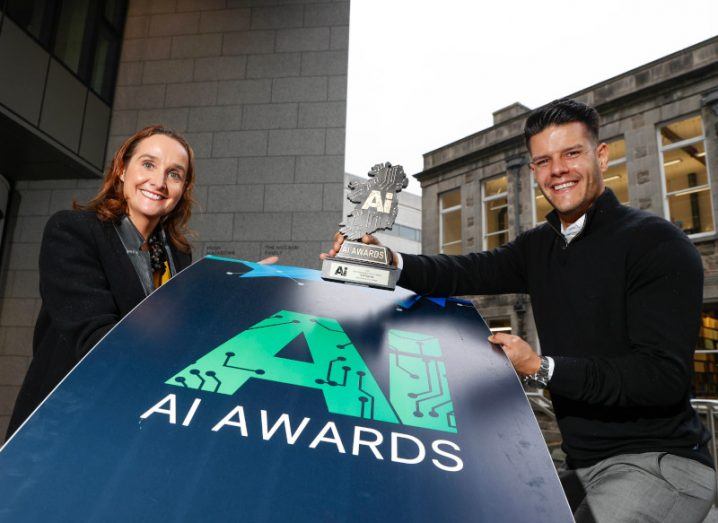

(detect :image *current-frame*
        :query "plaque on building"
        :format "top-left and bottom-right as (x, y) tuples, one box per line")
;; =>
(321, 162), (408, 290)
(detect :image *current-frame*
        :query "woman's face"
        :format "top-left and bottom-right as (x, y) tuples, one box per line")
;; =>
(121, 134), (189, 235)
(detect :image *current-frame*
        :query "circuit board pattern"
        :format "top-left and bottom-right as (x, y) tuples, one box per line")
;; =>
(339, 163), (408, 240)
(166, 310), (398, 424)
(388, 330), (457, 433)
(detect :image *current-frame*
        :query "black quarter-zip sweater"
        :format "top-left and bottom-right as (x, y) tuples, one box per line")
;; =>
(398, 188), (712, 468)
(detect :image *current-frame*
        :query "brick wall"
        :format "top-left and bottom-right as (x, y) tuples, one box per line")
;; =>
(111, 0), (349, 267)
(0, 0), (349, 441)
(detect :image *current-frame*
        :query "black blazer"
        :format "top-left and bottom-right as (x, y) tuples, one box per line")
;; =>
(7, 210), (191, 436)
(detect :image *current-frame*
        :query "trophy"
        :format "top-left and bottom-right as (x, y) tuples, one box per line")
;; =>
(321, 162), (408, 290)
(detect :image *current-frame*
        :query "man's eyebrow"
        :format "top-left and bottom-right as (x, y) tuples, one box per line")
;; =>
(532, 144), (585, 161)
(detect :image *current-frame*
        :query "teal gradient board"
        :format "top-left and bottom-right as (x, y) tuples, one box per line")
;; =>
(0, 256), (572, 522)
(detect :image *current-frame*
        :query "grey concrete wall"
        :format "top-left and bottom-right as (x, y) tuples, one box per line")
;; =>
(0, 0), (350, 440)
(111, 0), (349, 267)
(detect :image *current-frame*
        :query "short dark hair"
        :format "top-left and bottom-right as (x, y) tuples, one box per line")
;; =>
(524, 98), (600, 150)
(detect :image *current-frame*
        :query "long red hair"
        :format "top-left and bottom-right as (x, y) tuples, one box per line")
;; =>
(75, 125), (196, 253)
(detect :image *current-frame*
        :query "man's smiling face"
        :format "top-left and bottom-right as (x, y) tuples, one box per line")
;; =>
(529, 121), (608, 227)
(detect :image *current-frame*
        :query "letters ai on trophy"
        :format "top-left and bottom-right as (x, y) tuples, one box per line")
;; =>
(321, 162), (408, 290)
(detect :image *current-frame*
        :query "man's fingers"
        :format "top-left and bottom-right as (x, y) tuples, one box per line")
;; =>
(319, 231), (347, 260)
(488, 332), (516, 345)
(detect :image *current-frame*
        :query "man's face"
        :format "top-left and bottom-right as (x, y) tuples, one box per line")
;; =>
(529, 122), (608, 226)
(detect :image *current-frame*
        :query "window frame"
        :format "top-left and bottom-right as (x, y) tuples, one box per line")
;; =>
(439, 188), (462, 254)
(603, 135), (630, 205)
(657, 114), (715, 240)
(481, 175), (509, 250)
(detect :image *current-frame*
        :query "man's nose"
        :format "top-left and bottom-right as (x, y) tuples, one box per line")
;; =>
(550, 156), (568, 176)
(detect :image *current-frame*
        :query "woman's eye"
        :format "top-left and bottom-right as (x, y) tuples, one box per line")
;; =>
(169, 171), (183, 180)
(143, 161), (154, 169)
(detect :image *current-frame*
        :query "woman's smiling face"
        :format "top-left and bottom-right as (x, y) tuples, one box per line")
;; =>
(121, 134), (189, 237)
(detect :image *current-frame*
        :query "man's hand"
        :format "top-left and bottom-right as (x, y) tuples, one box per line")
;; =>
(488, 333), (541, 377)
(319, 232), (398, 267)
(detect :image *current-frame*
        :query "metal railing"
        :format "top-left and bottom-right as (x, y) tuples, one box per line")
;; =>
(524, 392), (718, 506)
(690, 399), (718, 505)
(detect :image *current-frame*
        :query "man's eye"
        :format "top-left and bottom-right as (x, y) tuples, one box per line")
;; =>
(535, 159), (549, 168)
(566, 150), (580, 158)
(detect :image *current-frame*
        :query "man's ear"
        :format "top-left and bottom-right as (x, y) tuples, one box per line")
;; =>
(596, 142), (609, 173)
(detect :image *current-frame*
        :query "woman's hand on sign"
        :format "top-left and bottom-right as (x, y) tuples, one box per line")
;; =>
(258, 256), (278, 265)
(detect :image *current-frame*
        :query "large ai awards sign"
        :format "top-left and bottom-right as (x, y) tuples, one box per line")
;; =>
(0, 257), (571, 522)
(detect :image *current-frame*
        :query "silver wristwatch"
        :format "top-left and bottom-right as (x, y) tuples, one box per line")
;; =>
(523, 356), (551, 388)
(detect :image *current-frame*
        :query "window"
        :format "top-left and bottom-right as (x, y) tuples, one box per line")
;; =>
(693, 304), (718, 399)
(488, 318), (512, 335)
(604, 138), (629, 204)
(3, 0), (127, 103)
(385, 224), (422, 242)
(533, 182), (552, 226)
(4, 0), (54, 44)
(658, 115), (714, 237)
(439, 189), (461, 254)
(482, 175), (508, 250)
(533, 138), (629, 225)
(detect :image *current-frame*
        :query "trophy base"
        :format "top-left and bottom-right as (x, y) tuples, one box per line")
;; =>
(321, 257), (399, 290)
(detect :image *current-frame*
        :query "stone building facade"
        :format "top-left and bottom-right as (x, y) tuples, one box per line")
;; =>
(0, 0), (349, 439)
(416, 37), (718, 395)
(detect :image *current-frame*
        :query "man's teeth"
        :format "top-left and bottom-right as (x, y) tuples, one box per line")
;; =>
(141, 189), (163, 200)
(554, 181), (577, 191)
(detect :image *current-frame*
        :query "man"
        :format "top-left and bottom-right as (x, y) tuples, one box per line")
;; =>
(322, 99), (716, 522)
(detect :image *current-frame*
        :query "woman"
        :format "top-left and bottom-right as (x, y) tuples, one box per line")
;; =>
(7, 125), (196, 437)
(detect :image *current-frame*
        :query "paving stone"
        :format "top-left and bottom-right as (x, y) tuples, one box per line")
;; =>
(165, 82), (218, 107)
(199, 8), (251, 33)
(264, 183), (323, 211)
(236, 156), (295, 184)
(170, 34), (222, 58)
(250, 5), (304, 30)
(298, 101), (345, 128)
(188, 105), (243, 132)
(207, 184), (264, 212)
(194, 56), (247, 81)
(247, 53), (301, 79)
(148, 12), (200, 36)
(218, 79), (272, 105)
(233, 212), (292, 240)
(222, 31), (276, 55)
(272, 77), (327, 102)
(242, 103), (297, 130)
(194, 158), (238, 185)
(276, 27), (330, 52)
(300, 50), (347, 76)
(213, 131), (268, 157)
(268, 129), (325, 156)
(142, 58), (194, 84)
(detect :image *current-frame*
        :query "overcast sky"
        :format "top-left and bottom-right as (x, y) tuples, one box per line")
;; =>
(344, 0), (718, 194)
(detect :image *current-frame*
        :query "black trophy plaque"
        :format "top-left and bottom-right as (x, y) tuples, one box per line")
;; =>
(321, 162), (408, 290)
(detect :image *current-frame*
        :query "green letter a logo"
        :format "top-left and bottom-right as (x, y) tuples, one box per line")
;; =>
(167, 310), (398, 423)
(167, 310), (457, 433)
